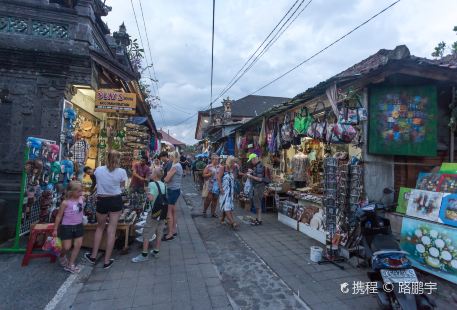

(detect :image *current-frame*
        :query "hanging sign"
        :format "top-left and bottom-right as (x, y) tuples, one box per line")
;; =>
(94, 89), (136, 114)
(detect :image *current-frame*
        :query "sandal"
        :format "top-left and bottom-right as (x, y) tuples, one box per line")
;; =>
(64, 264), (81, 274)
(161, 235), (174, 242)
(59, 256), (69, 267)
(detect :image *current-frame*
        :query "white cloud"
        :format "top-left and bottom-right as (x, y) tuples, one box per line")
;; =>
(105, 0), (457, 144)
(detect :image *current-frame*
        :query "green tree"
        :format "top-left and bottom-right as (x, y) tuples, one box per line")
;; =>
(432, 41), (446, 58)
(432, 26), (457, 57)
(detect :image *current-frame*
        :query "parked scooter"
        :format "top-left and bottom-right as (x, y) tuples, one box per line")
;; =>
(355, 203), (436, 310)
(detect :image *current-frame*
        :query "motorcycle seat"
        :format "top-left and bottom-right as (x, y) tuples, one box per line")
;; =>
(370, 234), (400, 253)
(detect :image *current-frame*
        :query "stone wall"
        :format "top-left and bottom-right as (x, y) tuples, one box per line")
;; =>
(0, 0), (98, 240)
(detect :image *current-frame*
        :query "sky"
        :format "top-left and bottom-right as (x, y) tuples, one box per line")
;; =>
(104, 0), (457, 144)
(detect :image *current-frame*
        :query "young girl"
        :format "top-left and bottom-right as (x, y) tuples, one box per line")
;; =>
(53, 181), (84, 273)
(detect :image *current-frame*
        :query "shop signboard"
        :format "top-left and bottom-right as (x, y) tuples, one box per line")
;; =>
(368, 85), (437, 156)
(400, 217), (457, 284)
(94, 89), (136, 114)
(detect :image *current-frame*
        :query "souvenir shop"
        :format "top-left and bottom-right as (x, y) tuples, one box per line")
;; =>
(15, 84), (159, 258)
(235, 87), (366, 253)
(232, 51), (457, 273)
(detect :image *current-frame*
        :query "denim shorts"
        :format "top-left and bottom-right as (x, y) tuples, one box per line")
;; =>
(58, 223), (84, 240)
(167, 189), (181, 205)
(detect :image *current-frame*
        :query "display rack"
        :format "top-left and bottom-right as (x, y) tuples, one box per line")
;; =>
(319, 157), (345, 269)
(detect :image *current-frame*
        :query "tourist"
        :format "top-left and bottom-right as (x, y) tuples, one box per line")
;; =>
(159, 151), (172, 182)
(202, 154), (221, 218)
(180, 153), (188, 177)
(163, 151), (183, 241)
(132, 168), (167, 262)
(84, 150), (127, 269)
(130, 155), (151, 193)
(243, 154), (270, 226)
(218, 156), (238, 229)
(53, 181), (84, 273)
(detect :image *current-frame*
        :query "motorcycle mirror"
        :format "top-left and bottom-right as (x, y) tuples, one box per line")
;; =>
(383, 187), (393, 195)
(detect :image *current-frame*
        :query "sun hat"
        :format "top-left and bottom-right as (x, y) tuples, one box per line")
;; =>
(247, 153), (258, 162)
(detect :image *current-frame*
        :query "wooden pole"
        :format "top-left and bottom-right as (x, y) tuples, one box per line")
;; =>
(449, 86), (455, 163)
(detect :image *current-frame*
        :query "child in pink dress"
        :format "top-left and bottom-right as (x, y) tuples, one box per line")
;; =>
(53, 181), (85, 273)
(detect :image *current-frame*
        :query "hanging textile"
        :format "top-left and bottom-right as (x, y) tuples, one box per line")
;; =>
(325, 82), (339, 117)
(291, 151), (310, 182)
(259, 118), (266, 147)
(226, 137), (235, 155)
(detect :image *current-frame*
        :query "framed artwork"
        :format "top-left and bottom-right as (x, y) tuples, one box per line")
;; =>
(368, 85), (437, 156)
(396, 187), (412, 214)
(416, 173), (441, 191)
(400, 217), (457, 284)
(436, 174), (457, 194)
(439, 194), (457, 227)
(406, 190), (443, 222)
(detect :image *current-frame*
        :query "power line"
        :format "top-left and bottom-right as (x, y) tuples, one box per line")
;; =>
(129, 0), (156, 97)
(248, 0), (401, 95)
(170, 0), (400, 128)
(137, 0), (160, 96)
(211, 0), (312, 105)
(213, 0), (302, 102)
(209, 0), (216, 118)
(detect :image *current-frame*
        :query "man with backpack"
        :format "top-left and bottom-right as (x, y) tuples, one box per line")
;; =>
(131, 167), (168, 263)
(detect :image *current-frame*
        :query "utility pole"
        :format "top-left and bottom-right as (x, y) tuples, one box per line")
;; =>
(209, 0), (215, 122)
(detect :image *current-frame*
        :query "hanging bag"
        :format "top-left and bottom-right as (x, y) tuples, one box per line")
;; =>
(337, 92), (367, 125)
(306, 101), (327, 141)
(327, 119), (357, 144)
(293, 107), (313, 135)
(280, 113), (293, 149)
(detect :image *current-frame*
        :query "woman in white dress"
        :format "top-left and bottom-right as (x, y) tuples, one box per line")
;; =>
(217, 156), (238, 229)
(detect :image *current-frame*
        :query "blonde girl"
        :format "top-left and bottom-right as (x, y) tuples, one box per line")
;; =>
(85, 150), (128, 269)
(217, 156), (238, 229)
(53, 181), (84, 273)
(163, 150), (183, 241)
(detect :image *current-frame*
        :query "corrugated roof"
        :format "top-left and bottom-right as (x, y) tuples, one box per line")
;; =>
(158, 130), (186, 146)
(238, 45), (457, 131)
(201, 95), (290, 117)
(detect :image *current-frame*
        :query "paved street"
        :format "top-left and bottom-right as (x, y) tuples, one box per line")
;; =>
(2, 176), (456, 309)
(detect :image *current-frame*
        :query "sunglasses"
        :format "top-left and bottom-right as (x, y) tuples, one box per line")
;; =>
(77, 203), (83, 213)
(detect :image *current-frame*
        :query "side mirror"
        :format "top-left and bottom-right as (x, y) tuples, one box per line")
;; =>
(383, 188), (393, 195)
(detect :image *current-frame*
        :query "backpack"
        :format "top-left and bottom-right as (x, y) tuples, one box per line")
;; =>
(150, 182), (168, 220)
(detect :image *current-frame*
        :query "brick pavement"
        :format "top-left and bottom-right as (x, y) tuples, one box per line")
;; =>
(66, 194), (232, 310)
(181, 178), (377, 310)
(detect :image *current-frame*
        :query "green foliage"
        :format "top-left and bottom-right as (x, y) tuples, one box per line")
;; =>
(432, 41), (446, 58)
(452, 41), (457, 55)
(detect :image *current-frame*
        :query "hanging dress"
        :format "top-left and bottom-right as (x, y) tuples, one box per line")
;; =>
(219, 171), (234, 212)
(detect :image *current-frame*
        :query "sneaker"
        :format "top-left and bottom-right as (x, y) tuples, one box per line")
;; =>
(251, 219), (262, 226)
(131, 254), (149, 263)
(103, 259), (114, 269)
(150, 250), (159, 258)
(84, 252), (96, 265)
